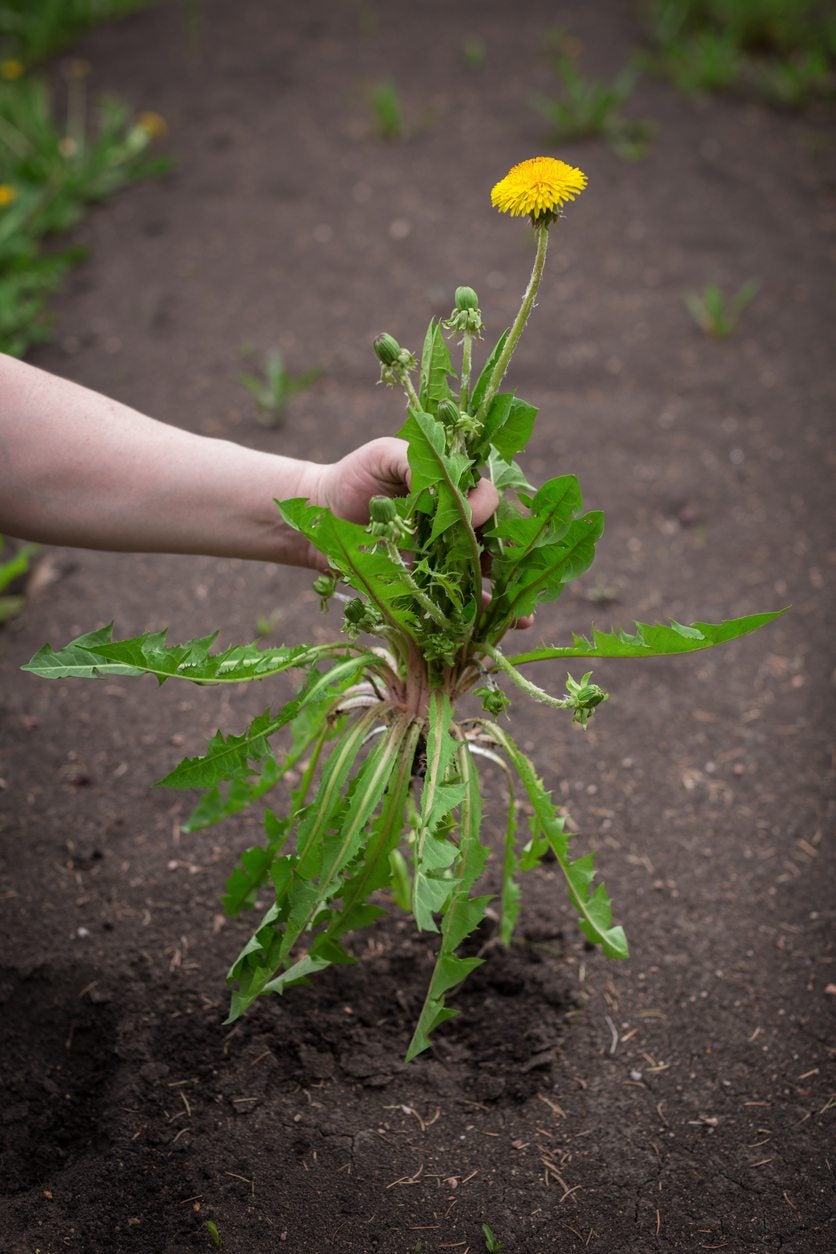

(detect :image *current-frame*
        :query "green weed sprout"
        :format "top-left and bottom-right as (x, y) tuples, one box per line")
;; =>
(534, 52), (655, 160)
(643, 0), (836, 103)
(482, 1222), (505, 1252)
(203, 1219), (222, 1248)
(463, 37), (487, 69)
(239, 349), (321, 427)
(685, 279), (759, 336)
(753, 48), (834, 108)
(649, 26), (743, 93)
(24, 157), (783, 1062)
(369, 81), (404, 140)
(0, 536), (38, 623)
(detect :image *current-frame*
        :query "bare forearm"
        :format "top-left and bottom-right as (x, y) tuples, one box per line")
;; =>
(0, 355), (323, 565)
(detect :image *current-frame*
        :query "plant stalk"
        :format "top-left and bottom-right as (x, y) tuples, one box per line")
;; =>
(460, 332), (473, 413)
(480, 642), (572, 711)
(399, 367), (421, 412)
(475, 221), (550, 423)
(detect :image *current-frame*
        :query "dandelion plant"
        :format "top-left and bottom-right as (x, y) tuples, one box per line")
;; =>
(24, 156), (782, 1061)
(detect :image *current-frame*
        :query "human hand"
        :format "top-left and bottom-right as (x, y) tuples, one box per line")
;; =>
(310, 436), (499, 529)
(304, 437), (532, 628)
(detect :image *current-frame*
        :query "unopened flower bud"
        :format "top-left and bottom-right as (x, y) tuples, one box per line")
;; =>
(312, 572), (336, 597)
(576, 683), (606, 709)
(373, 333), (402, 367)
(312, 570), (338, 612)
(367, 494), (414, 543)
(443, 288), (484, 338)
(455, 286), (480, 312)
(475, 685), (510, 718)
(343, 598), (367, 625)
(368, 495), (398, 524)
(565, 671), (609, 728)
(342, 596), (383, 637)
(436, 399), (460, 426)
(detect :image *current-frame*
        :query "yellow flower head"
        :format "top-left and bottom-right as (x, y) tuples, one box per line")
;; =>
(136, 111), (167, 139)
(1, 58), (24, 80)
(491, 156), (587, 223)
(0, 184), (17, 207)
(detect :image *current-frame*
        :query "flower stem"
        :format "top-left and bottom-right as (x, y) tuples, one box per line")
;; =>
(480, 642), (571, 711)
(399, 368), (421, 412)
(460, 332), (473, 413)
(475, 221), (550, 424)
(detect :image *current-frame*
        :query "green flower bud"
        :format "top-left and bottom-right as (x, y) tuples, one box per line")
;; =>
(455, 286), (480, 312)
(565, 671), (609, 728)
(312, 570), (338, 612)
(576, 684), (606, 709)
(345, 597), (368, 622)
(312, 572), (334, 597)
(436, 399), (460, 426)
(368, 495), (398, 524)
(443, 288), (484, 338)
(342, 596), (382, 638)
(373, 333), (402, 367)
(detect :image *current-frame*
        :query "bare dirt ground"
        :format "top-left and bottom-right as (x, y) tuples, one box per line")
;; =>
(0, 1), (833, 1251)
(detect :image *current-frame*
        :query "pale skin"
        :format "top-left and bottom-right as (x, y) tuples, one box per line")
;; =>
(0, 354), (503, 571)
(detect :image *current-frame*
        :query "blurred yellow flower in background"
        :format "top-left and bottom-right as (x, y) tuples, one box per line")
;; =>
(1, 58), (24, 80)
(0, 184), (17, 206)
(136, 111), (167, 139)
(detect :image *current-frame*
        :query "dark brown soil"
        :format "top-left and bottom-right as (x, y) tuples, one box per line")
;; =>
(1, 2), (834, 1251)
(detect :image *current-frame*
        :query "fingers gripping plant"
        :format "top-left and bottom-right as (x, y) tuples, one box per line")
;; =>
(24, 157), (782, 1061)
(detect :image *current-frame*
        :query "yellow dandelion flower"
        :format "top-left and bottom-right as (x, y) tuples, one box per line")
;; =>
(0, 184), (17, 207)
(491, 156), (587, 221)
(136, 111), (167, 139)
(1, 58), (24, 80)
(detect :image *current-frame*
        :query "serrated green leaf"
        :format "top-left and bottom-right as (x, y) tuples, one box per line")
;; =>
(184, 753), (281, 832)
(157, 657), (368, 790)
(279, 499), (420, 635)
(183, 682), (350, 832)
(405, 742), (491, 1062)
(223, 707), (386, 1017)
(507, 610), (787, 666)
(399, 409), (471, 527)
(487, 450), (535, 495)
(279, 711), (412, 962)
(412, 692), (465, 930)
(490, 511), (605, 629)
(261, 950), (349, 996)
(484, 723), (628, 960)
(223, 836), (288, 915)
(0, 543), (38, 594)
(22, 624), (147, 679)
(22, 623), (349, 686)
(418, 318), (454, 408)
(487, 473), (583, 555)
(323, 719), (421, 939)
(479, 393), (537, 461)
(397, 410), (482, 597)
